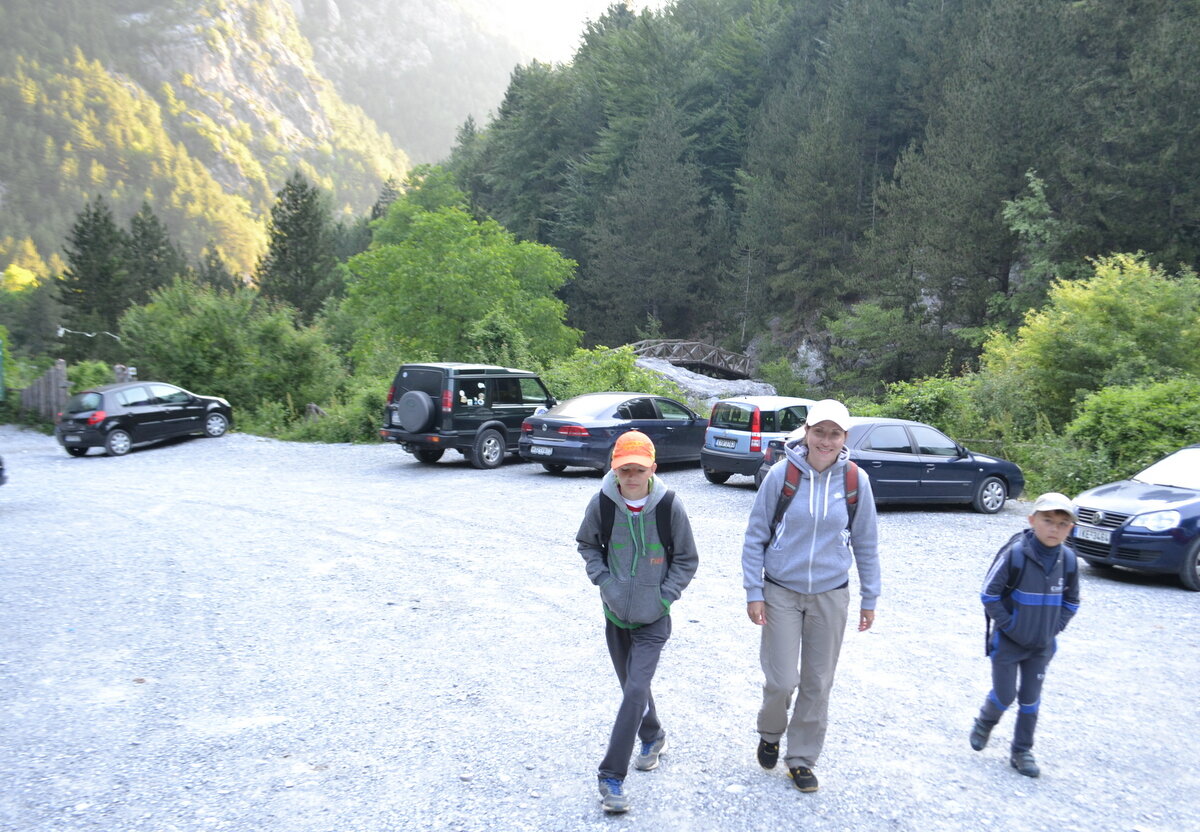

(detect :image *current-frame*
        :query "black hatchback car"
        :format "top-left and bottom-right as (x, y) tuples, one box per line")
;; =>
(55, 381), (233, 456)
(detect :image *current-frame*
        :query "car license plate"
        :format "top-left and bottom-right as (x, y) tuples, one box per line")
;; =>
(529, 445), (553, 456)
(1075, 526), (1111, 544)
(64, 435), (80, 443)
(714, 438), (737, 449)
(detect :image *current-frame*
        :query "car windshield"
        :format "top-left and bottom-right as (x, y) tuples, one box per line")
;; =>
(1133, 448), (1200, 489)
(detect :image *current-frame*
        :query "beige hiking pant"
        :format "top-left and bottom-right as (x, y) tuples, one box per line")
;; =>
(757, 581), (850, 768)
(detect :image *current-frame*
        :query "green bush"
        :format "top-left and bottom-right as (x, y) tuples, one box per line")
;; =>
(541, 346), (687, 402)
(67, 360), (115, 392)
(276, 380), (387, 443)
(1067, 377), (1200, 476)
(119, 280), (346, 417)
(1001, 430), (1116, 498)
(758, 356), (809, 398)
(877, 374), (977, 436)
(980, 254), (1200, 425)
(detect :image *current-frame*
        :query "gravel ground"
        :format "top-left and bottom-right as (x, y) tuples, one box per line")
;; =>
(1, 423), (1197, 832)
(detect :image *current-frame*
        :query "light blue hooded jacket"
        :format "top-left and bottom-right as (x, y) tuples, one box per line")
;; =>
(742, 439), (881, 608)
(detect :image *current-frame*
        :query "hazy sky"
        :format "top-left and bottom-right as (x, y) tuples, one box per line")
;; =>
(478, 1), (667, 64)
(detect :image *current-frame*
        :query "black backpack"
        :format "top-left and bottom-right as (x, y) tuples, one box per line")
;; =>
(598, 490), (676, 567)
(983, 535), (1077, 655)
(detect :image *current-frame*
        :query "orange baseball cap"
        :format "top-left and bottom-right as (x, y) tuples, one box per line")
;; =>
(611, 430), (656, 469)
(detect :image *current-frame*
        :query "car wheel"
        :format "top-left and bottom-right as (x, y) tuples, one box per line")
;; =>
(469, 429), (505, 469)
(541, 463), (567, 474)
(703, 468), (732, 485)
(397, 390), (436, 432)
(413, 448), (444, 463)
(66, 447), (88, 457)
(105, 429), (132, 457)
(204, 412), (229, 437)
(1179, 543), (1200, 592)
(971, 476), (1007, 513)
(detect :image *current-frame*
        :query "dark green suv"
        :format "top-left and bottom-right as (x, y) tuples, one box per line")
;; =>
(379, 363), (556, 469)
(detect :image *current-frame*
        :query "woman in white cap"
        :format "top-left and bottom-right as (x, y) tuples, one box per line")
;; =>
(740, 399), (881, 794)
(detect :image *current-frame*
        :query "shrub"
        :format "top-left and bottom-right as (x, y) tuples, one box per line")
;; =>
(540, 346), (686, 402)
(67, 360), (115, 392)
(276, 379), (387, 444)
(120, 280), (346, 417)
(1066, 378), (1200, 476)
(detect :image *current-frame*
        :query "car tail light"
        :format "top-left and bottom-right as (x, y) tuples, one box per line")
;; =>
(441, 389), (453, 413)
(521, 420), (533, 433)
(386, 384), (395, 403)
(86, 410), (107, 426)
(749, 407), (762, 452)
(558, 425), (590, 437)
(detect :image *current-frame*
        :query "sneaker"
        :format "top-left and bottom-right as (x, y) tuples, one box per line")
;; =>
(598, 777), (630, 813)
(1010, 750), (1040, 778)
(788, 765), (819, 792)
(756, 738), (780, 770)
(969, 718), (993, 751)
(634, 734), (668, 771)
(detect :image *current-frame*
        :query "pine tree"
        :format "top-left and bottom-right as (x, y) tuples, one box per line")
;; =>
(255, 171), (340, 323)
(124, 202), (187, 304)
(57, 195), (129, 358)
(577, 106), (709, 345)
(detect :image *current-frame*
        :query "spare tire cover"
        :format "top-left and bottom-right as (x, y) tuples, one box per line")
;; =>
(397, 390), (436, 432)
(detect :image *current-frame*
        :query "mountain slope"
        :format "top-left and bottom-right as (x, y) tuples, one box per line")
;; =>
(0, 0), (408, 274)
(289, 0), (525, 164)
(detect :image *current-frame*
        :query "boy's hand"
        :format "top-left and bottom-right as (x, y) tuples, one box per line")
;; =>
(747, 601), (766, 625)
(858, 609), (875, 631)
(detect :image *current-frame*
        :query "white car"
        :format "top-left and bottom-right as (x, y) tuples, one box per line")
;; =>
(700, 395), (816, 485)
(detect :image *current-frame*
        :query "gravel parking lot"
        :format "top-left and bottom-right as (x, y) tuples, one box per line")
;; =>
(2, 424), (1197, 832)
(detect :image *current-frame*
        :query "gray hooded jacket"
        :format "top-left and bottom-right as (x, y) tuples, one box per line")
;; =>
(742, 439), (881, 608)
(577, 472), (700, 628)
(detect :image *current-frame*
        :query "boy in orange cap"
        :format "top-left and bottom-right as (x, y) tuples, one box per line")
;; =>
(576, 430), (700, 813)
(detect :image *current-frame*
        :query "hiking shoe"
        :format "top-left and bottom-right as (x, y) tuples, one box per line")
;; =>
(634, 734), (668, 771)
(1010, 750), (1040, 778)
(788, 766), (819, 792)
(598, 777), (630, 813)
(969, 718), (993, 751)
(756, 738), (780, 770)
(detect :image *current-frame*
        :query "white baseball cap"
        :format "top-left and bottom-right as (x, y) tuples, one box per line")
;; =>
(1031, 492), (1076, 516)
(804, 399), (852, 431)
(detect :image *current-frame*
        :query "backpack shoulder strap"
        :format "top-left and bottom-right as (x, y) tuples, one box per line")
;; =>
(1003, 536), (1026, 596)
(844, 461), (859, 529)
(598, 492), (616, 564)
(656, 489), (676, 566)
(769, 461), (802, 537)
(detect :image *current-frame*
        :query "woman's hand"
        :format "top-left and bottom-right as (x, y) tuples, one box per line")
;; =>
(747, 601), (766, 626)
(858, 608), (875, 631)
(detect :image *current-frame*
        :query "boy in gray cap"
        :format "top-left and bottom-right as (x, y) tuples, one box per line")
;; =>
(970, 492), (1081, 777)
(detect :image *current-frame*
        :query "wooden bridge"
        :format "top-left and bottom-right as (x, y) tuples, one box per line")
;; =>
(629, 339), (753, 380)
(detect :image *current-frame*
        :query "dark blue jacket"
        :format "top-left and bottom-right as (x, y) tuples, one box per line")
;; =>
(981, 529), (1080, 650)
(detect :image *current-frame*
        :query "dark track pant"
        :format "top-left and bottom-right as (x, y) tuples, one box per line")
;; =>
(598, 615), (670, 781)
(977, 634), (1055, 752)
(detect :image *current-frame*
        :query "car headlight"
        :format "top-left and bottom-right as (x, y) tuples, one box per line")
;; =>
(1128, 510), (1181, 532)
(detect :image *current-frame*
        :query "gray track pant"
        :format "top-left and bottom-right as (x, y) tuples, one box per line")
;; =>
(598, 615), (670, 781)
(757, 581), (850, 768)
